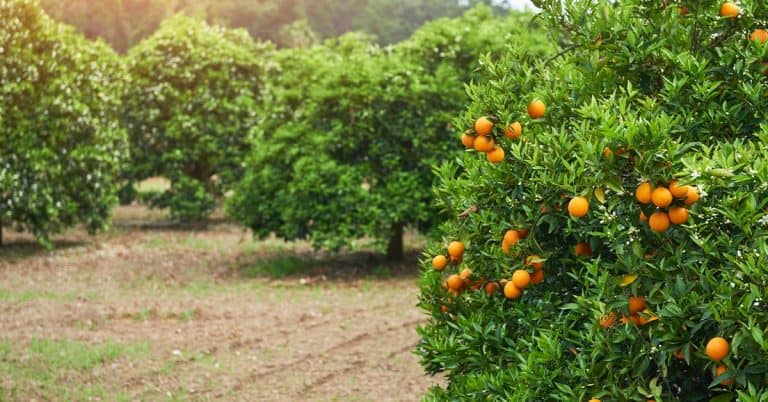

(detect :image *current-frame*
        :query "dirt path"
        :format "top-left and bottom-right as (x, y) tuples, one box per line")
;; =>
(0, 206), (440, 401)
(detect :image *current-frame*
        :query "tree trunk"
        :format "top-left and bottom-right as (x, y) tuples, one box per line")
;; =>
(386, 222), (404, 261)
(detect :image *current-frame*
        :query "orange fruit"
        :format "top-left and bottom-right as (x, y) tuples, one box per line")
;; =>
(459, 267), (473, 279)
(461, 133), (476, 148)
(599, 311), (617, 329)
(603, 147), (612, 157)
(447, 241), (465, 259)
(668, 179), (688, 198)
(440, 305), (449, 313)
(485, 281), (499, 296)
(754, 29), (768, 44)
(475, 116), (493, 136)
(568, 196), (589, 218)
(719, 2), (739, 18)
(673, 349), (685, 360)
(446, 274), (464, 291)
(517, 228), (530, 238)
(706, 337), (730, 361)
(637, 309), (658, 326)
(589, 399), (602, 402)
(639, 211), (649, 222)
(679, 6), (689, 15)
(668, 206), (689, 224)
(649, 211), (670, 233)
(486, 146), (505, 164)
(526, 255), (544, 270)
(530, 269), (544, 284)
(503, 281), (522, 299)
(574, 241), (593, 257)
(715, 364), (735, 386)
(512, 270), (531, 289)
(652, 187), (673, 208)
(504, 121), (523, 139)
(684, 186), (700, 206)
(501, 230), (520, 255)
(432, 255), (448, 270)
(629, 296), (646, 314)
(473, 135), (495, 152)
(527, 99), (546, 119)
(635, 182), (653, 204)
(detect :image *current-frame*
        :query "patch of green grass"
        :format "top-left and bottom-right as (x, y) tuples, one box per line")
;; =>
(0, 288), (80, 304)
(242, 255), (309, 278)
(179, 309), (196, 321)
(0, 338), (149, 400)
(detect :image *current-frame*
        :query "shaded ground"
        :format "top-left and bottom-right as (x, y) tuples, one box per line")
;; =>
(0, 205), (439, 401)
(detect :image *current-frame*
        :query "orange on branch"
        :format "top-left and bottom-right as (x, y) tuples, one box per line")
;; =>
(474, 116), (493, 136)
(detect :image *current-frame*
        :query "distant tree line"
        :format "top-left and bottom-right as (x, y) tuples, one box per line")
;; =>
(40, 0), (512, 52)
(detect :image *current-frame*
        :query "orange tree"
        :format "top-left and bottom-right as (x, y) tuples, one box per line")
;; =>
(0, 0), (126, 246)
(121, 16), (270, 221)
(418, 0), (768, 400)
(227, 6), (552, 259)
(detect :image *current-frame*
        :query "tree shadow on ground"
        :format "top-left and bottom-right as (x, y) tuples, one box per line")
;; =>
(0, 238), (90, 262)
(230, 249), (422, 282)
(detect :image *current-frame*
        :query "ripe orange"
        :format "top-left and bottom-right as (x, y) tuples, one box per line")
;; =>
(447, 241), (465, 259)
(473, 135), (495, 152)
(527, 99), (546, 119)
(673, 349), (685, 360)
(574, 241), (593, 257)
(668, 179), (688, 198)
(517, 228), (530, 238)
(568, 196), (589, 218)
(753, 29), (768, 44)
(706, 337), (730, 361)
(459, 267), (473, 279)
(530, 269), (544, 284)
(486, 146), (505, 164)
(440, 305), (449, 313)
(639, 211), (648, 222)
(526, 255), (544, 270)
(719, 2), (739, 18)
(512, 269), (531, 289)
(504, 281), (522, 299)
(684, 186), (700, 206)
(652, 187), (673, 208)
(715, 364), (735, 386)
(501, 230), (520, 255)
(629, 296), (646, 314)
(637, 309), (658, 326)
(446, 274), (464, 291)
(485, 281), (499, 296)
(461, 133), (476, 148)
(599, 311), (617, 329)
(589, 399), (601, 402)
(432, 255), (448, 270)
(475, 116), (493, 136)
(635, 182), (653, 204)
(603, 147), (612, 157)
(504, 121), (523, 139)
(649, 211), (670, 233)
(668, 206), (689, 225)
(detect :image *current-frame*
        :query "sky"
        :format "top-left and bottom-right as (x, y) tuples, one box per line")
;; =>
(505, 0), (538, 10)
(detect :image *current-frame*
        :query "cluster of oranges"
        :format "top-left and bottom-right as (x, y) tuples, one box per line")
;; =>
(598, 295), (658, 330)
(460, 99), (546, 164)
(635, 180), (698, 233)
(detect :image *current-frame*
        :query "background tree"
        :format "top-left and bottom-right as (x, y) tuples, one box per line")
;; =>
(418, 0), (768, 400)
(121, 15), (270, 221)
(227, 6), (552, 259)
(0, 0), (127, 246)
(39, 0), (515, 51)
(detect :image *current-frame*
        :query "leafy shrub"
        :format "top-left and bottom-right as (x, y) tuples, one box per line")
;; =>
(228, 6), (553, 259)
(122, 15), (270, 221)
(418, 0), (768, 400)
(0, 0), (126, 246)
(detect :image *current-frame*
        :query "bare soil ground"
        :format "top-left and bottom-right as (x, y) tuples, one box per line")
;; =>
(0, 205), (440, 401)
